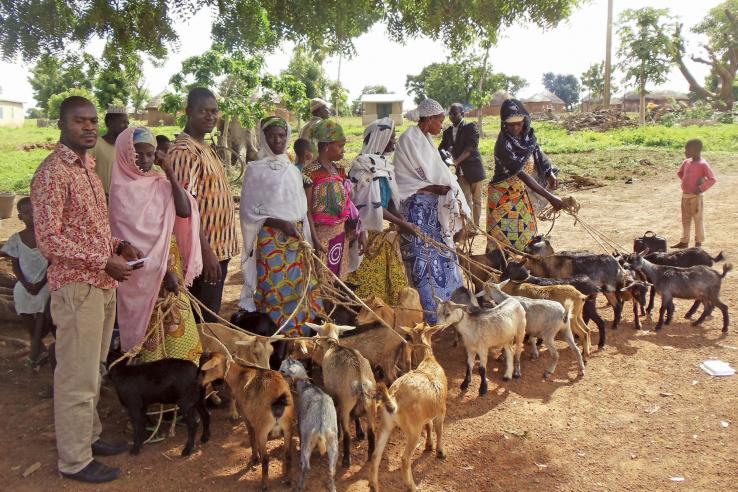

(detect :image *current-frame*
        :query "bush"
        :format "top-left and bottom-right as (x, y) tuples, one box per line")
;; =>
(47, 88), (98, 119)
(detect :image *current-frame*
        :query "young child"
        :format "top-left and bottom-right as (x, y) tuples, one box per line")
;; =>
(155, 134), (172, 167)
(293, 137), (313, 172)
(0, 197), (50, 368)
(672, 139), (717, 248)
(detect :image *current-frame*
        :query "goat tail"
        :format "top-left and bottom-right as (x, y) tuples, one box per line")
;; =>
(375, 382), (397, 414)
(721, 263), (734, 278)
(713, 251), (725, 263)
(271, 392), (290, 419)
(562, 300), (573, 326)
(316, 435), (328, 455)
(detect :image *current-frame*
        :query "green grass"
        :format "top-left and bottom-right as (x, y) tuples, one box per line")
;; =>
(2, 116), (737, 194)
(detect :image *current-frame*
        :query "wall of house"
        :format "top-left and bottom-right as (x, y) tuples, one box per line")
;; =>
(524, 101), (566, 113)
(467, 104), (503, 117)
(146, 109), (177, 126)
(361, 101), (404, 125)
(0, 102), (24, 128)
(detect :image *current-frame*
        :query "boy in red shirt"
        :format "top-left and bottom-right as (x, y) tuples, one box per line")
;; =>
(672, 139), (717, 248)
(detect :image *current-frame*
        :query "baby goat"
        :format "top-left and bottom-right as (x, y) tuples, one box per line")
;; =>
(370, 323), (447, 492)
(280, 358), (338, 492)
(629, 251), (732, 332)
(108, 358), (210, 457)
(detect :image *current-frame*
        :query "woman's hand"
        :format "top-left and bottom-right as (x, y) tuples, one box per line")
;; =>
(163, 270), (180, 294)
(357, 231), (368, 256)
(547, 173), (558, 190)
(398, 220), (418, 236)
(201, 242), (222, 285)
(548, 195), (564, 211)
(422, 184), (451, 196)
(313, 241), (326, 255)
(158, 152), (172, 173)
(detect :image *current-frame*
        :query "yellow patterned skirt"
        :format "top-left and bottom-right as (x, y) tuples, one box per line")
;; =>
(138, 237), (202, 364)
(347, 230), (408, 305)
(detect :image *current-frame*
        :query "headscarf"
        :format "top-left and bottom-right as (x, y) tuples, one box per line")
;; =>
(394, 124), (470, 248)
(109, 127), (202, 352)
(239, 117), (312, 311)
(404, 98), (445, 122)
(491, 98), (540, 184)
(132, 127), (157, 147)
(313, 119), (345, 143)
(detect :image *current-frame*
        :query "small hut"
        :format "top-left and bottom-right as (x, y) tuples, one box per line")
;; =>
(581, 95), (623, 112)
(145, 92), (177, 127)
(467, 91), (510, 117)
(0, 99), (24, 128)
(360, 94), (404, 125)
(522, 91), (566, 113)
(621, 91), (690, 112)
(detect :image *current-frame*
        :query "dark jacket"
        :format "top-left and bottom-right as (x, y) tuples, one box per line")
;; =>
(438, 120), (486, 183)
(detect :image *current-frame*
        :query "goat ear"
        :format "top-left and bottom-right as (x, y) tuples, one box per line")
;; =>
(395, 325), (413, 336)
(268, 334), (285, 342)
(234, 339), (255, 347)
(499, 279), (510, 288)
(305, 322), (323, 332)
(336, 324), (355, 333)
(201, 356), (222, 371)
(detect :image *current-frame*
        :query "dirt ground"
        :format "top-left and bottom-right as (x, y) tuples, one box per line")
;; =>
(0, 154), (736, 491)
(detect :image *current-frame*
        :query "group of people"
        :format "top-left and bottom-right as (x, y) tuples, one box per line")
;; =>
(5, 87), (591, 484)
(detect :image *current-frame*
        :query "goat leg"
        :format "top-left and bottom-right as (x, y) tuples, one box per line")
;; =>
(298, 444), (311, 492)
(246, 423), (260, 467)
(501, 345), (513, 382)
(327, 436), (338, 492)
(354, 417), (365, 441)
(423, 422), (433, 451)
(130, 405), (146, 455)
(611, 300), (623, 330)
(460, 353), (473, 391)
(282, 425), (292, 485)
(339, 408), (352, 468)
(542, 336), (559, 379)
(433, 414), (446, 459)
(685, 300), (701, 319)
(584, 300), (606, 349)
(196, 391), (211, 444)
(655, 297), (668, 331)
(646, 287), (656, 314)
(692, 301), (712, 327)
(180, 407), (197, 457)
(717, 301), (729, 333)
(665, 301), (675, 325)
(632, 301), (642, 330)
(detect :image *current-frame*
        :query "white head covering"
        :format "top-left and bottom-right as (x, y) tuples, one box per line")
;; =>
(239, 118), (312, 311)
(309, 98), (329, 112)
(361, 117), (395, 155)
(418, 98), (445, 117)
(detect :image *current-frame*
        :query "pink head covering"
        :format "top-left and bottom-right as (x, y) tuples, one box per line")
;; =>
(109, 127), (203, 351)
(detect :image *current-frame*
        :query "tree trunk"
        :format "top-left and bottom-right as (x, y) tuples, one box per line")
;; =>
(638, 77), (646, 125)
(221, 117), (231, 159)
(477, 44), (490, 137)
(603, 0), (614, 107)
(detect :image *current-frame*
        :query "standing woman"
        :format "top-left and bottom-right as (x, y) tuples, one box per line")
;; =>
(394, 99), (470, 324)
(303, 120), (365, 280)
(487, 99), (563, 252)
(239, 117), (323, 337)
(109, 127), (203, 362)
(347, 118), (417, 304)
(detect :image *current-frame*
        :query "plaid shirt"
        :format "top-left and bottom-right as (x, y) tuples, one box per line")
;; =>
(31, 144), (121, 291)
(169, 134), (239, 261)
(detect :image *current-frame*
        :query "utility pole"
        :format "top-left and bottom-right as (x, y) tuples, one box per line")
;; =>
(603, 0), (614, 108)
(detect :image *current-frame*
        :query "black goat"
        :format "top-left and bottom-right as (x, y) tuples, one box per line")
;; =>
(229, 310), (287, 369)
(108, 358), (211, 456)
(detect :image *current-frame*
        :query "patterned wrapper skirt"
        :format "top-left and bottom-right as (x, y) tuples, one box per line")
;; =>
(255, 226), (323, 337)
(487, 174), (538, 252)
(139, 237), (202, 364)
(347, 230), (409, 305)
(314, 222), (350, 280)
(400, 193), (464, 324)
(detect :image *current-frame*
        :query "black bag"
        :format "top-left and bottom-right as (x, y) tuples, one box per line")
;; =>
(633, 231), (667, 254)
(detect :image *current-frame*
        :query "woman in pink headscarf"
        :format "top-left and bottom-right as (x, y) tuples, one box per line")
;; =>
(109, 127), (203, 363)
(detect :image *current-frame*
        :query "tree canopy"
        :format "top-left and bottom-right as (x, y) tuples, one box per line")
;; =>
(580, 62), (619, 101)
(671, 0), (738, 109)
(406, 60), (525, 109)
(1, 0), (580, 61)
(28, 53), (98, 113)
(280, 46), (328, 101)
(542, 72), (580, 111)
(617, 7), (674, 123)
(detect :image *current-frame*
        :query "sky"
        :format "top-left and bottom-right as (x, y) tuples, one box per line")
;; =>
(0, 0), (724, 109)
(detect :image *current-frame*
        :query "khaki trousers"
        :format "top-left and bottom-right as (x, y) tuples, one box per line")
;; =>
(51, 283), (116, 474)
(458, 175), (483, 227)
(680, 193), (705, 244)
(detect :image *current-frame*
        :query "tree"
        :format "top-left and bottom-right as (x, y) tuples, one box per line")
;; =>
(542, 72), (580, 111)
(351, 85), (389, 115)
(327, 80), (350, 118)
(671, 0), (738, 110)
(617, 8), (674, 124)
(406, 62), (477, 108)
(2, 1), (579, 61)
(27, 53), (98, 114)
(47, 88), (97, 119)
(130, 78), (151, 115)
(581, 62), (619, 103)
(281, 46), (328, 100)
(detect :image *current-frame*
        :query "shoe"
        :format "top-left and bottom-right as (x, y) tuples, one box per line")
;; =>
(91, 439), (128, 456)
(695, 242), (702, 248)
(61, 460), (120, 484)
(671, 242), (689, 249)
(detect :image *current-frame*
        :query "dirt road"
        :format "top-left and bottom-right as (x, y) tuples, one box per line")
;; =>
(1, 154), (736, 491)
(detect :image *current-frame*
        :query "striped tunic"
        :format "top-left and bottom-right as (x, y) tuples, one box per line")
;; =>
(169, 133), (239, 261)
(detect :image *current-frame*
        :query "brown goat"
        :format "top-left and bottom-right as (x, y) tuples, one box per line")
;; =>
(369, 323), (447, 492)
(202, 354), (294, 490)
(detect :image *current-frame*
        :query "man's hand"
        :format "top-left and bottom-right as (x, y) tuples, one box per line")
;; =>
(105, 256), (134, 282)
(119, 243), (144, 262)
(547, 173), (558, 190)
(201, 246), (222, 285)
(157, 152), (172, 173)
(548, 195), (564, 211)
(23, 280), (42, 295)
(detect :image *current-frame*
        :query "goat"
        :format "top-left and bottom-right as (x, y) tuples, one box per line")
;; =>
(465, 249), (507, 293)
(500, 260), (608, 348)
(306, 322), (378, 468)
(499, 281), (592, 360)
(642, 248), (725, 314)
(198, 323), (283, 419)
(370, 323), (447, 492)
(435, 290), (526, 395)
(484, 281), (584, 378)
(202, 354), (294, 490)
(615, 269), (651, 330)
(108, 358), (210, 456)
(279, 359), (338, 492)
(628, 251), (732, 332)
(229, 310), (285, 368)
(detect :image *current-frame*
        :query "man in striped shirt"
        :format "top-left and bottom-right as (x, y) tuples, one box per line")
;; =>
(169, 88), (239, 321)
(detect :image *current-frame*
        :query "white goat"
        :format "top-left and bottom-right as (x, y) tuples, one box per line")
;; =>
(483, 281), (585, 378)
(435, 294), (526, 395)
